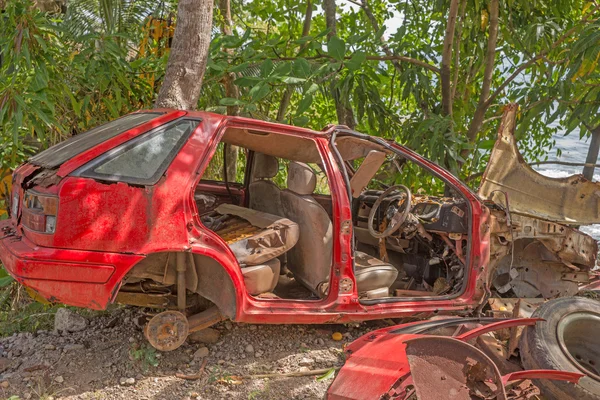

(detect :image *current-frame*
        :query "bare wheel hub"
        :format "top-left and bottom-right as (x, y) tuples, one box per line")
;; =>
(144, 310), (189, 351)
(557, 311), (600, 380)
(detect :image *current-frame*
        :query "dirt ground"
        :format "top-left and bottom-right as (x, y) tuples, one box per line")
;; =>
(0, 307), (386, 400)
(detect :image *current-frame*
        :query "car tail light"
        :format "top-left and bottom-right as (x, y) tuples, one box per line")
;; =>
(21, 190), (58, 234)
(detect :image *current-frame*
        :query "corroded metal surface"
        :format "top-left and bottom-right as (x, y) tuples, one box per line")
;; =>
(480, 103), (600, 225)
(144, 310), (189, 351)
(406, 336), (506, 400)
(487, 207), (597, 298)
(327, 318), (585, 400)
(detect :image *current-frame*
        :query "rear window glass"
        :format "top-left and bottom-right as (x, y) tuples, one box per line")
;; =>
(29, 113), (161, 168)
(74, 119), (199, 185)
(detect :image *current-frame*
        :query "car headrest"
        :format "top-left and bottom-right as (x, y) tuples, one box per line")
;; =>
(253, 153), (279, 179)
(287, 161), (316, 195)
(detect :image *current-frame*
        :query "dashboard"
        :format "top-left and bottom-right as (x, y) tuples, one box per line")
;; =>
(355, 190), (468, 235)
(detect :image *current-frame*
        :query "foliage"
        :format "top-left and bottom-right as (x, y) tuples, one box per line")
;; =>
(200, 0), (600, 188)
(0, 0), (160, 172)
(2, 0), (599, 191)
(0, 265), (14, 289)
(0, 284), (59, 336)
(63, 0), (157, 37)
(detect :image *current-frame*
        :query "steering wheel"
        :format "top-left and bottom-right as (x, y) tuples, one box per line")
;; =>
(367, 185), (412, 238)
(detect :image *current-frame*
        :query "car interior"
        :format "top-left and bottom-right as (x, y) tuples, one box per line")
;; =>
(194, 126), (471, 303)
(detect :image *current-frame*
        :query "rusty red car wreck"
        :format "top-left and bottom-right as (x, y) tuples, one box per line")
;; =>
(1, 105), (598, 354)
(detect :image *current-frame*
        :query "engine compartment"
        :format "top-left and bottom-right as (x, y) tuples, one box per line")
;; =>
(353, 190), (469, 296)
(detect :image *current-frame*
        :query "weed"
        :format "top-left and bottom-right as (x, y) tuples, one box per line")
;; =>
(129, 343), (160, 371)
(0, 276), (110, 337)
(29, 374), (72, 400)
(0, 284), (59, 336)
(248, 381), (270, 400)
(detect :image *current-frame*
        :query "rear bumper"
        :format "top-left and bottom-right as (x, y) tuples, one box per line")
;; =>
(0, 220), (143, 309)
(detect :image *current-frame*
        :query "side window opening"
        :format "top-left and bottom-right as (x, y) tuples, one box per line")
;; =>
(335, 135), (470, 303)
(74, 118), (198, 185)
(195, 129), (334, 301)
(201, 143), (247, 185)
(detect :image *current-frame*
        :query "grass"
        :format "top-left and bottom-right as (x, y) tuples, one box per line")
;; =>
(0, 283), (61, 337)
(0, 269), (109, 337)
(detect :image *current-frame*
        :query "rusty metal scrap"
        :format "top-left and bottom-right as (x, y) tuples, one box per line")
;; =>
(480, 103), (600, 225)
(489, 210), (597, 269)
(487, 208), (597, 298)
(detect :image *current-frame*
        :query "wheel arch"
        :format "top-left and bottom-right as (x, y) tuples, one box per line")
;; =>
(115, 248), (246, 320)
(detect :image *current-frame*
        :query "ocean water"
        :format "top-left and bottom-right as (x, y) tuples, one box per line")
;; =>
(533, 131), (600, 239)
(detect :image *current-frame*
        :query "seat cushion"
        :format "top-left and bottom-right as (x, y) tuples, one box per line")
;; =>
(242, 258), (281, 295)
(354, 251), (398, 296)
(214, 204), (299, 266)
(249, 180), (283, 216)
(281, 190), (333, 295)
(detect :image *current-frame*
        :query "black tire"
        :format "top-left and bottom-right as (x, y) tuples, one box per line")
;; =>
(520, 297), (600, 400)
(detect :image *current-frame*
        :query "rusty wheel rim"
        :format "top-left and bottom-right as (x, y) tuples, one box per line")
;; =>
(557, 311), (600, 381)
(144, 310), (189, 352)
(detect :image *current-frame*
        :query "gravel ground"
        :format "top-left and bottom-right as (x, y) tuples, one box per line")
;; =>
(0, 307), (387, 400)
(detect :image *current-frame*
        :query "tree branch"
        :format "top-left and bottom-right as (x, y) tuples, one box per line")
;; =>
(277, 0), (312, 122)
(451, 0), (467, 100)
(219, 0), (239, 117)
(323, 0), (337, 39)
(485, 5), (600, 108)
(465, 0), (499, 144)
(274, 54), (440, 74)
(441, 0), (459, 116)
(324, 0), (355, 128)
(360, 0), (440, 75)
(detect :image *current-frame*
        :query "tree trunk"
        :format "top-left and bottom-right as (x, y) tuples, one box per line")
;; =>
(155, 0), (214, 110)
(440, 0), (459, 117)
(323, 0), (337, 38)
(219, 0), (239, 182)
(583, 125), (600, 180)
(324, 0), (355, 129)
(276, 0), (313, 122)
(464, 0), (499, 148)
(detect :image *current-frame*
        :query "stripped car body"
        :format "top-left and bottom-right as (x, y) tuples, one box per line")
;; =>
(481, 104), (600, 226)
(326, 318), (584, 400)
(481, 105), (598, 300)
(0, 105), (597, 345)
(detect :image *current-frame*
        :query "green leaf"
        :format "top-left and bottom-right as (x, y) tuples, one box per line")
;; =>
(0, 275), (14, 288)
(220, 98), (247, 106)
(327, 36), (346, 61)
(316, 367), (336, 382)
(230, 62), (250, 73)
(249, 82), (270, 102)
(345, 51), (366, 71)
(207, 60), (227, 71)
(293, 58), (311, 78)
(281, 76), (306, 84)
(273, 62), (292, 77)
(260, 59), (274, 78)
(296, 93), (313, 115)
(305, 83), (319, 95)
(234, 76), (262, 87)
